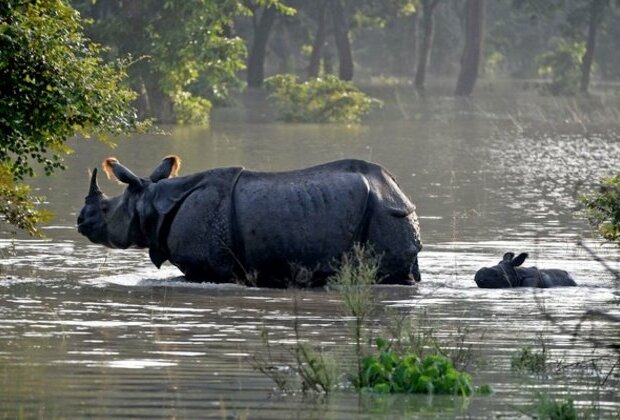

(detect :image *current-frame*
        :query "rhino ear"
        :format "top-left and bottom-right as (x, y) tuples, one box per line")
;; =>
(502, 252), (515, 263)
(102, 157), (142, 187)
(512, 253), (528, 267)
(149, 155), (182, 182)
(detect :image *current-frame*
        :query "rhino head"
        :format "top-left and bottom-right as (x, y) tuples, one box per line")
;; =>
(77, 156), (181, 249)
(474, 252), (528, 288)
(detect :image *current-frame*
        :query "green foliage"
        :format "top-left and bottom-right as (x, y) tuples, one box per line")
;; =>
(511, 346), (547, 374)
(580, 175), (620, 245)
(357, 338), (475, 396)
(0, 0), (146, 235)
(76, 0), (248, 124)
(172, 91), (213, 126)
(264, 74), (382, 123)
(537, 38), (585, 96)
(0, 165), (52, 236)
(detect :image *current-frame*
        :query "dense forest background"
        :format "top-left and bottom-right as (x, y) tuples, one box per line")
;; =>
(73, 0), (620, 123)
(3, 0), (620, 234)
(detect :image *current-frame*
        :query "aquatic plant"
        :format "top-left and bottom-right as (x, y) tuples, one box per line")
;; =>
(264, 74), (382, 123)
(384, 308), (481, 372)
(251, 327), (292, 393)
(531, 395), (579, 420)
(356, 338), (475, 396)
(290, 295), (339, 394)
(511, 346), (547, 375)
(580, 175), (620, 245)
(292, 342), (338, 394)
(254, 245), (490, 397)
(328, 244), (379, 388)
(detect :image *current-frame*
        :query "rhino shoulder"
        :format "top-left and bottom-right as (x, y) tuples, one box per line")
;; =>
(152, 167), (243, 215)
(139, 167), (243, 268)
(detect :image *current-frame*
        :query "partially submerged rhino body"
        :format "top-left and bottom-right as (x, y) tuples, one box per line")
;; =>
(474, 252), (576, 288)
(77, 156), (422, 287)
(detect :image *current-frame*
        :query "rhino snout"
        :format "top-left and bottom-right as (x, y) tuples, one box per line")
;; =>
(474, 267), (497, 288)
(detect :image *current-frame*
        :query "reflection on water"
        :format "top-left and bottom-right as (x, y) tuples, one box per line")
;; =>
(1, 93), (619, 417)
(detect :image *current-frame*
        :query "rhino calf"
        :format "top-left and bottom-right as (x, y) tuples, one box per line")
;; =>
(77, 156), (423, 287)
(474, 252), (577, 288)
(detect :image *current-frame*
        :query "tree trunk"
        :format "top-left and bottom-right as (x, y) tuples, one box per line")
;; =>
(330, 0), (354, 81)
(148, 80), (176, 123)
(272, 23), (293, 74)
(414, 0), (440, 91)
(580, 0), (605, 93)
(407, 13), (418, 78)
(247, 6), (278, 88)
(454, 0), (485, 96)
(308, 0), (328, 78)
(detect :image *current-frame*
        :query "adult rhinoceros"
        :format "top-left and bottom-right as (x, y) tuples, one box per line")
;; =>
(474, 252), (576, 288)
(77, 156), (422, 287)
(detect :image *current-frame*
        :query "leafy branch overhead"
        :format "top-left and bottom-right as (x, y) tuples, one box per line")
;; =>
(0, 0), (147, 235)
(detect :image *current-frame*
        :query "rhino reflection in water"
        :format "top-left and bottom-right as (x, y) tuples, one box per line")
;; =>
(77, 156), (422, 287)
(474, 252), (577, 288)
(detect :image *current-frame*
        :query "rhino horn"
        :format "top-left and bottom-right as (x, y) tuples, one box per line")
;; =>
(87, 168), (102, 199)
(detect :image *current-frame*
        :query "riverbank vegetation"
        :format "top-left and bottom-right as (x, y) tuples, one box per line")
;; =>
(265, 74), (382, 123)
(581, 175), (620, 245)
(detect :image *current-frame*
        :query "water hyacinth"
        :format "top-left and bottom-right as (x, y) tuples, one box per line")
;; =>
(357, 338), (475, 396)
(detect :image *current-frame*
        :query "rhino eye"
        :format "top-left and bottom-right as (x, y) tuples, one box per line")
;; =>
(100, 202), (109, 213)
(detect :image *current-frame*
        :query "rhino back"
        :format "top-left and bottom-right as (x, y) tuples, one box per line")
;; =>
(518, 267), (576, 287)
(540, 269), (577, 287)
(233, 170), (371, 274)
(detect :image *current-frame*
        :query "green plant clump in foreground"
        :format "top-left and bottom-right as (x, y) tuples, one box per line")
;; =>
(511, 346), (546, 374)
(533, 395), (578, 420)
(580, 174), (620, 245)
(264, 74), (382, 123)
(357, 338), (475, 396)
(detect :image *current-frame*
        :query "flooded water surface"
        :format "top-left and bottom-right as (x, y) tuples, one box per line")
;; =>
(1, 93), (619, 418)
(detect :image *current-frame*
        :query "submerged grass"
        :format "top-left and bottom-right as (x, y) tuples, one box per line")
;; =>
(534, 395), (578, 420)
(526, 393), (601, 420)
(512, 346), (547, 375)
(383, 308), (481, 372)
(328, 244), (379, 388)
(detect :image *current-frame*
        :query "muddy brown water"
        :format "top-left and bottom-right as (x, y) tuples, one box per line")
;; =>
(1, 93), (619, 418)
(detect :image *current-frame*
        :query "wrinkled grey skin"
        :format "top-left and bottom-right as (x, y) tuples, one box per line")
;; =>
(77, 157), (423, 287)
(474, 252), (577, 288)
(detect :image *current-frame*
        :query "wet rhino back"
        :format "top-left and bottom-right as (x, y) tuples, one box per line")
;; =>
(233, 170), (370, 274)
(540, 269), (576, 287)
(518, 267), (576, 287)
